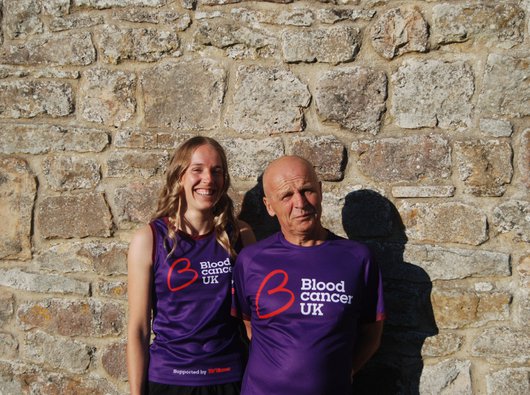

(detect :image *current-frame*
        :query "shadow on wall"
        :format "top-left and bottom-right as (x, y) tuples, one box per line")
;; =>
(239, 182), (438, 395)
(343, 190), (438, 395)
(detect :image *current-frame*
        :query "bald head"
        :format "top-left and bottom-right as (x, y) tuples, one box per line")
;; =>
(263, 156), (319, 198)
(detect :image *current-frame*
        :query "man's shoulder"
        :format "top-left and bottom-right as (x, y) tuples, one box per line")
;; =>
(326, 232), (372, 257)
(238, 232), (281, 259)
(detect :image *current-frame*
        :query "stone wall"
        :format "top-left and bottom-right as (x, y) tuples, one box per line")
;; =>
(0, 0), (528, 394)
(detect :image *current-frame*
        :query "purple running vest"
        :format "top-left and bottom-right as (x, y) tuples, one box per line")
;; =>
(148, 217), (244, 386)
(232, 231), (385, 395)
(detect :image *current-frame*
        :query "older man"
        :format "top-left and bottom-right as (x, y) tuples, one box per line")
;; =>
(232, 156), (385, 395)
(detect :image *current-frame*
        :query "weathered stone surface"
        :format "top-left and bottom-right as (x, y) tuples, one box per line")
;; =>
(22, 330), (92, 373)
(0, 157), (36, 260)
(41, 0), (70, 16)
(521, 129), (530, 189)
(316, 67), (387, 134)
(478, 54), (530, 118)
(515, 289), (530, 327)
(391, 59), (474, 129)
(487, 368), (530, 395)
(0, 124), (109, 154)
(96, 25), (180, 64)
(114, 128), (193, 149)
(43, 155), (100, 191)
(142, 59), (225, 129)
(0, 291), (15, 322)
(96, 280), (127, 299)
(404, 244), (511, 280)
(79, 68), (136, 127)
(3, 0), (43, 39)
(102, 341), (127, 381)
(112, 7), (189, 30)
(492, 200), (529, 243)
(112, 179), (162, 225)
(0, 80), (73, 118)
(432, 289), (511, 329)
(194, 19), (277, 59)
(316, 8), (375, 24)
(232, 7), (314, 26)
(226, 65), (310, 134)
(371, 7), (428, 59)
(37, 193), (112, 239)
(419, 359), (472, 395)
(0, 32), (96, 66)
(82, 242), (129, 275)
(107, 151), (169, 178)
(285, 135), (345, 181)
(399, 202), (488, 245)
(50, 14), (105, 32)
(479, 118), (513, 137)
(352, 135), (451, 182)
(519, 255), (530, 288)
(222, 137), (284, 179)
(421, 332), (463, 357)
(432, 3), (525, 47)
(17, 298), (125, 337)
(281, 26), (361, 64)
(472, 327), (530, 363)
(454, 140), (513, 197)
(73, 0), (166, 8)
(0, 332), (18, 359)
(0, 268), (90, 295)
(391, 186), (455, 198)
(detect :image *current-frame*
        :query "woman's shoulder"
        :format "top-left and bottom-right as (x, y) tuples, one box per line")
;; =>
(236, 219), (256, 248)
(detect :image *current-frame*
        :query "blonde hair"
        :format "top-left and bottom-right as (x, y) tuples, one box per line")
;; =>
(153, 136), (239, 257)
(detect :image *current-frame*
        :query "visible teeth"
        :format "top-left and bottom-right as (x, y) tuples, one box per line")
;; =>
(195, 189), (214, 196)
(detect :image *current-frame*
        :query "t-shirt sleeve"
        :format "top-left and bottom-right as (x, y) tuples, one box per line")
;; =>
(361, 251), (386, 323)
(231, 254), (251, 321)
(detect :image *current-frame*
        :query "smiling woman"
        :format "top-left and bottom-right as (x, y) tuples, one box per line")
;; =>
(126, 137), (255, 395)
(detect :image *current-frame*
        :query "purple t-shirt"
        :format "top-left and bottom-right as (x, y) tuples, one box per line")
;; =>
(148, 217), (244, 386)
(232, 231), (385, 395)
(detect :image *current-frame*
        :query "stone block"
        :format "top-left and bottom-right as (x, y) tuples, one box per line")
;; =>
(17, 298), (125, 337)
(492, 200), (529, 243)
(22, 330), (92, 373)
(226, 65), (310, 134)
(142, 59), (225, 130)
(472, 327), (530, 363)
(0, 268), (90, 295)
(432, 3), (525, 47)
(487, 368), (530, 395)
(391, 186), (455, 198)
(79, 67), (136, 127)
(101, 341), (127, 381)
(454, 140), (513, 197)
(43, 155), (101, 191)
(114, 128), (193, 149)
(316, 67), (387, 134)
(77, 241), (128, 275)
(106, 151), (169, 178)
(518, 255), (530, 288)
(0, 291), (15, 323)
(316, 8), (375, 24)
(0, 157), (36, 260)
(95, 25), (180, 64)
(96, 280), (127, 299)
(399, 202), (488, 245)
(73, 0), (166, 8)
(50, 14), (105, 32)
(41, 0), (70, 16)
(0, 124), (109, 154)
(112, 179), (163, 225)
(521, 129), (530, 189)
(285, 135), (345, 181)
(222, 137), (284, 180)
(0, 32), (96, 66)
(371, 7), (428, 59)
(404, 244), (511, 280)
(112, 7), (189, 29)
(3, 0), (43, 39)
(0, 332), (18, 360)
(421, 332), (463, 357)
(352, 135), (451, 182)
(37, 193), (112, 239)
(391, 59), (474, 129)
(479, 118), (513, 137)
(232, 7), (314, 26)
(419, 359), (472, 395)
(478, 54), (530, 117)
(0, 80), (73, 118)
(281, 25), (361, 64)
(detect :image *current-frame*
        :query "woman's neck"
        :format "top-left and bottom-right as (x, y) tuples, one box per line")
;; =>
(176, 210), (214, 236)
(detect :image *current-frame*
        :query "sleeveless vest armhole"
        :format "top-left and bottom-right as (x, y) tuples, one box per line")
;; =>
(148, 222), (157, 268)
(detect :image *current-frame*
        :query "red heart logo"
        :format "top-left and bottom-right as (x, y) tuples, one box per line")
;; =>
(167, 257), (198, 292)
(256, 269), (294, 319)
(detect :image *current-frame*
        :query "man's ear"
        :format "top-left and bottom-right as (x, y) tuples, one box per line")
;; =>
(263, 196), (276, 217)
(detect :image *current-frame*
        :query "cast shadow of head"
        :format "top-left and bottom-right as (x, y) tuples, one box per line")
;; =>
(343, 190), (438, 395)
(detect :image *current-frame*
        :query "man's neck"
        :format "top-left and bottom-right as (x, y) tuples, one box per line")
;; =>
(283, 226), (328, 247)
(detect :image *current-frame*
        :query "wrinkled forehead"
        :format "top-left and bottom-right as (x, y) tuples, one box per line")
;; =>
(264, 157), (319, 195)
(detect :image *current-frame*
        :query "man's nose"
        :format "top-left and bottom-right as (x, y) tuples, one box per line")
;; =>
(293, 191), (308, 207)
